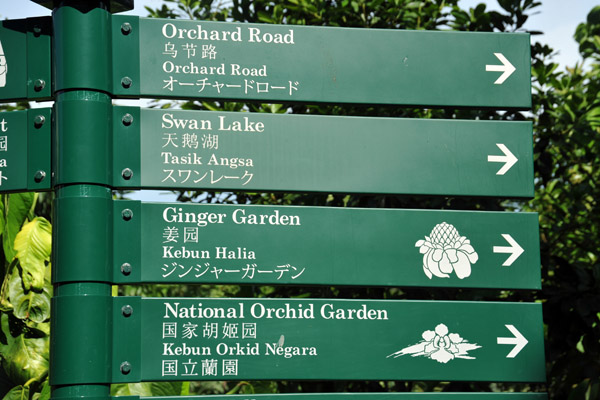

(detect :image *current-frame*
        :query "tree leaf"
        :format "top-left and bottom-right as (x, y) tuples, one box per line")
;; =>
(112, 382), (188, 397)
(0, 197), (5, 237)
(0, 259), (18, 312)
(0, 314), (49, 384)
(14, 218), (51, 292)
(3, 193), (36, 264)
(36, 379), (50, 400)
(2, 385), (29, 400)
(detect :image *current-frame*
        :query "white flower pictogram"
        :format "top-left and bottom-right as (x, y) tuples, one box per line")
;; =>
(0, 40), (7, 88)
(415, 222), (478, 279)
(387, 323), (481, 364)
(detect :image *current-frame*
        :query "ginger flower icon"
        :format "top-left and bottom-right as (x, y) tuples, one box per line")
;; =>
(387, 323), (481, 364)
(415, 222), (478, 279)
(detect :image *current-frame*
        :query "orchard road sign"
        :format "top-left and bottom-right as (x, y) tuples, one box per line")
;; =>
(113, 201), (541, 290)
(111, 16), (531, 108)
(162, 395), (548, 400)
(0, 109), (51, 193)
(0, 17), (52, 101)
(112, 298), (545, 383)
(113, 108), (534, 197)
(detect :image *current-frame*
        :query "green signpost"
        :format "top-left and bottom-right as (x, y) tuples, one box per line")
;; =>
(4, 2), (546, 400)
(111, 17), (531, 108)
(0, 108), (51, 192)
(108, 298), (545, 383)
(113, 201), (540, 289)
(112, 108), (534, 197)
(0, 17), (52, 101)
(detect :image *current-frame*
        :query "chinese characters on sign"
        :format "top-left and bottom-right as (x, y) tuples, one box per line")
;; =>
(0, 112), (27, 192)
(0, 118), (8, 186)
(160, 318), (258, 378)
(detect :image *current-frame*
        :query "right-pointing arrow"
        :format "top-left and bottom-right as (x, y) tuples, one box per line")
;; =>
(493, 234), (524, 266)
(486, 52), (516, 84)
(488, 143), (518, 175)
(497, 324), (528, 358)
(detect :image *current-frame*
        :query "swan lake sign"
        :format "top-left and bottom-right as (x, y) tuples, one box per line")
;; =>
(112, 298), (545, 383)
(113, 201), (541, 290)
(112, 16), (531, 108)
(113, 108), (534, 197)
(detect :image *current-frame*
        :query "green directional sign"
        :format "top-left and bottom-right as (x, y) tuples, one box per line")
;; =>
(113, 201), (540, 290)
(111, 16), (531, 108)
(163, 394), (548, 400)
(0, 109), (51, 193)
(112, 298), (545, 383)
(0, 17), (52, 101)
(113, 108), (534, 197)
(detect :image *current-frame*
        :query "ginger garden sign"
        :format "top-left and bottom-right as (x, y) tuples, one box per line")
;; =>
(113, 201), (541, 289)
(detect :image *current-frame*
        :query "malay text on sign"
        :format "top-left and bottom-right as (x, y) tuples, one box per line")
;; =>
(114, 201), (541, 289)
(112, 298), (545, 383)
(112, 16), (531, 108)
(113, 108), (534, 197)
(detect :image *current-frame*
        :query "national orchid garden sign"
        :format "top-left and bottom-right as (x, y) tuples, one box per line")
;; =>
(4, 1), (546, 399)
(111, 298), (545, 383)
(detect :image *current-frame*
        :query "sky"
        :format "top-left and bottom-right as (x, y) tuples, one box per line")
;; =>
(2, 0), (597, 70)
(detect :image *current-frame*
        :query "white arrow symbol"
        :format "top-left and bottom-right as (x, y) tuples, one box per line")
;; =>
(485, 53), (516, 85)
(493, 234), (524, 266)
(497, 324), (528, 358)
(487, 143), (518, 175)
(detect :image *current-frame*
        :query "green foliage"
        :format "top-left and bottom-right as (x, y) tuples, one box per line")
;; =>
(0, 195), (51, 400)
(526, 5), (600, 399)
(13, 219), (51, 293)
(111, 382), (190, 396)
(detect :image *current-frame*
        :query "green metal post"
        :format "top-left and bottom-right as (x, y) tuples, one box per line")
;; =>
(50, 2), (117, 400)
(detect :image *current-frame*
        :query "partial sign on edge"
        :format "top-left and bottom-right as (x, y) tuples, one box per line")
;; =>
(0, 17), (52, 101)
(0, 109), (51, 193)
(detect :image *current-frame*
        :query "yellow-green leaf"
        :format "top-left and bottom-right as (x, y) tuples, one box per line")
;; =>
(3, 193), (36, 263)
(14, 218), (51, 292)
